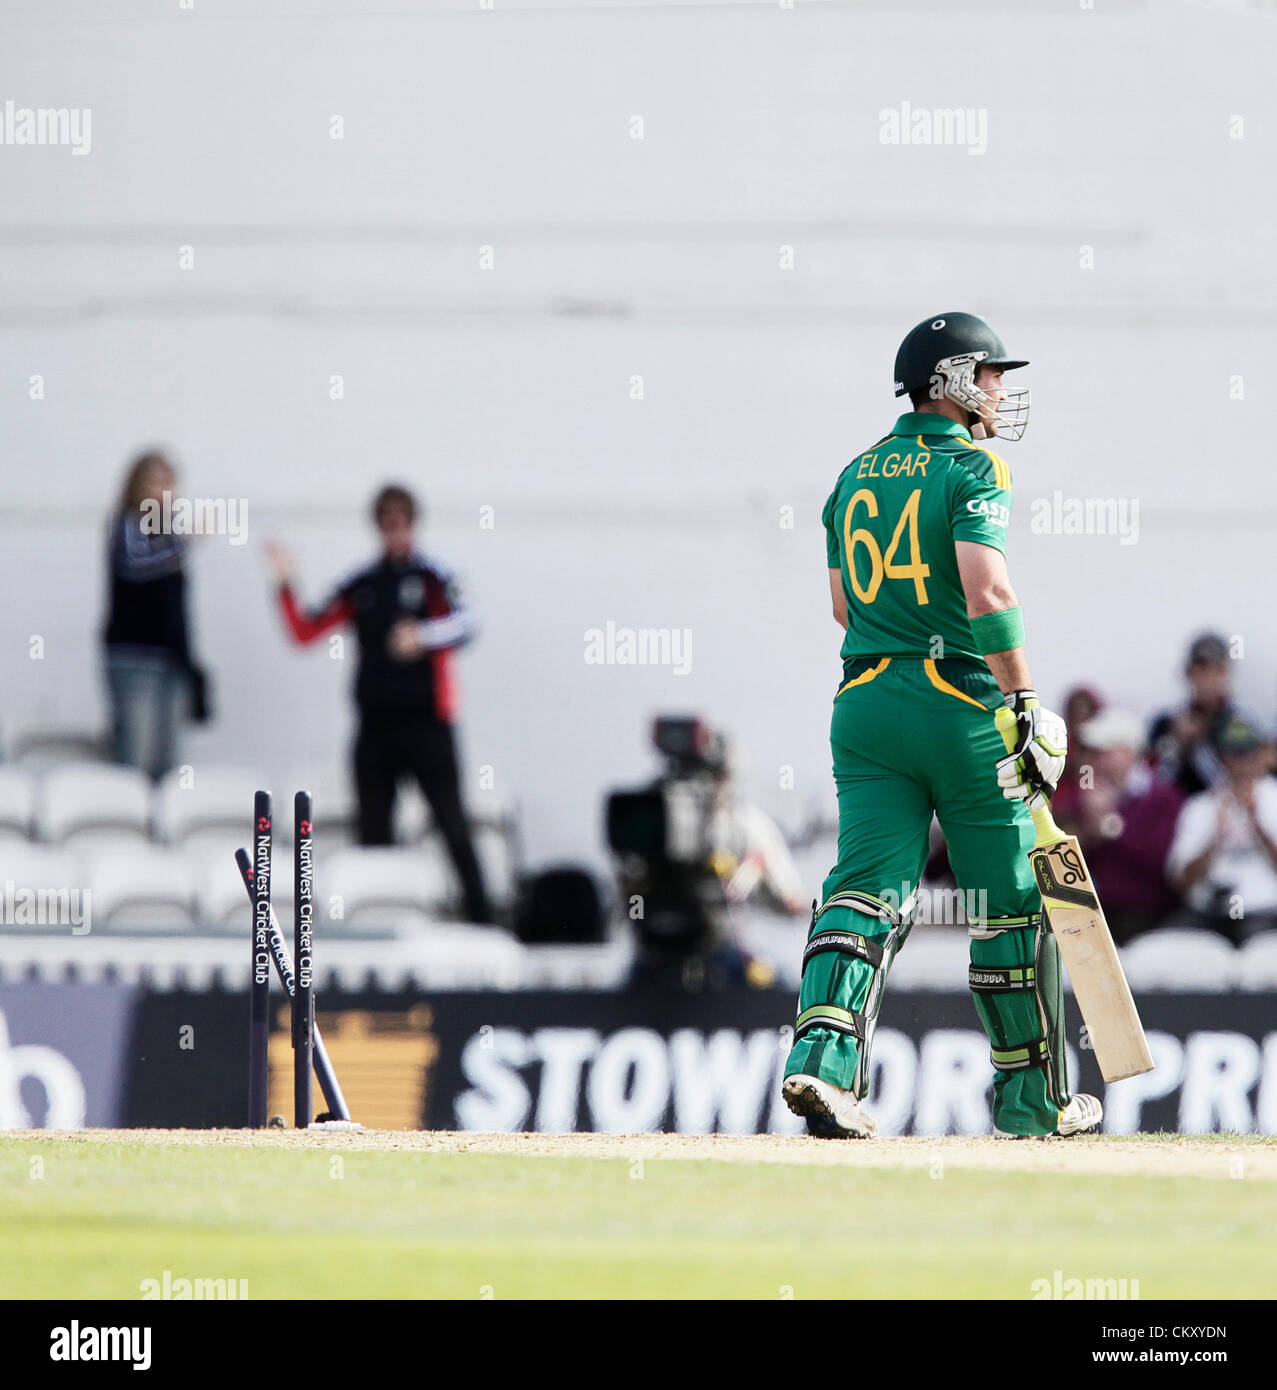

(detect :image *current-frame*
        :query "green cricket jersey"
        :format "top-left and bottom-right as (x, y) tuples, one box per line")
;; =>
(823, 412), (1013, 672)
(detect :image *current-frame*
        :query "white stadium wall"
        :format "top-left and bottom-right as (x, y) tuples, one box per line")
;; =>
(2, 2), (1275, 868)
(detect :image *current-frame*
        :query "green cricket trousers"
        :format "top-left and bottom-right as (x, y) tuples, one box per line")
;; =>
(784, 656), (1072, 1136)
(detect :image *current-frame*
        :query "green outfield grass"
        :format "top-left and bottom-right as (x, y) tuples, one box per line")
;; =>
(1, 1135), (1272, 1300)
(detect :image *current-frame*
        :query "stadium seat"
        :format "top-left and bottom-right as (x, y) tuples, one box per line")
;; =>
(0, 845), (84, 934)
(196, 847), (294, 932)
(397, 782), (518, 839)
(84, 847), (198, 931)
(39, 763), (152, 851)
(0, 766), (38, 842)
(400, 789), (518, 910)
(413, 829), (515, 913)
(474, 823), (517, 909)
(388, 920), (526, 979)
(321, 846), (451, 931)
(1121, 927), (1239, 992)
(467, 785), (517, 832)
(417, 836), (457, 911)
(396, 780), (517, 833)
(8, 726), (106, 768)
(393, 782), (429, 843)
(155, 765), (261, 856)
(1237, 930), (1277, 991)
(196, 849), (253, 930)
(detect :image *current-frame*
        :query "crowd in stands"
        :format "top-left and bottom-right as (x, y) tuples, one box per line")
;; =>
(1047, 633), (1275, 947)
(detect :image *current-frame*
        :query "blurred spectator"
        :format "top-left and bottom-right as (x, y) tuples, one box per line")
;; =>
(1047, 684), (1104, 831)
(102, 449), (210, 781)
(1065, 686), (1103, 732)
(266, 484), (493, 924)
(1165, 718), (1277, 945)
(1147, 633), (1247, 796)
(1070, 708), (1185, 945)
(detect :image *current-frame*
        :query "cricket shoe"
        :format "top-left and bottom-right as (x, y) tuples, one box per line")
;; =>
(782, 1074), (877, 1139)
(994, 1093), (1103, 1140)
(1056, 1093), (1103, 1136)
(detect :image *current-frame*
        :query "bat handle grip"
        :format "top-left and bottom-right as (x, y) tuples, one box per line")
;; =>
(992, 703), (1019, 753)
(992, 705), (1063, 845)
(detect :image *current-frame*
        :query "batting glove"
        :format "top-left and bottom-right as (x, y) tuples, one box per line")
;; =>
(996, 690), (1068, 811)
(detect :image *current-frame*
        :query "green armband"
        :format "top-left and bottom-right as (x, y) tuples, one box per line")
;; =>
(970, 605), (1025, 655)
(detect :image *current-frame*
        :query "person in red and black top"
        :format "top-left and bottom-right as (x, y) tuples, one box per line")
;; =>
(266, 484), (493, 924)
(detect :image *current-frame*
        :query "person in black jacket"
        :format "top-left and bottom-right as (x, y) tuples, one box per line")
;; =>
(102, 449), (207, 781)
(266, 484), (493, 924)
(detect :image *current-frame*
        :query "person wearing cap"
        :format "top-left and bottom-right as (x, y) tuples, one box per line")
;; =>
(1071, 708), (1186, 944)
(1147, 633), (1247, 796)
(1165, 717), (1277, 944)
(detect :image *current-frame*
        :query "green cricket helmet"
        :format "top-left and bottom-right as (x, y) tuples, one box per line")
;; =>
(893, 312), (1031, 440)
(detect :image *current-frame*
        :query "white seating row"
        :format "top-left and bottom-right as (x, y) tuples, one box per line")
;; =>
(0, 762), (516, 900)
(0, 841), (513, 933)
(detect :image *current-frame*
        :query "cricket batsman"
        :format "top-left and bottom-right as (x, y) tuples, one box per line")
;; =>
(782, 312), (1103, 1140)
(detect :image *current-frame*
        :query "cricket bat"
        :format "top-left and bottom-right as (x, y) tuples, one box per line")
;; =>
(995, 706), (1155, 1083)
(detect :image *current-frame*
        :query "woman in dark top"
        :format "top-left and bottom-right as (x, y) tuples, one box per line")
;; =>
(102, 450), (204, 781)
